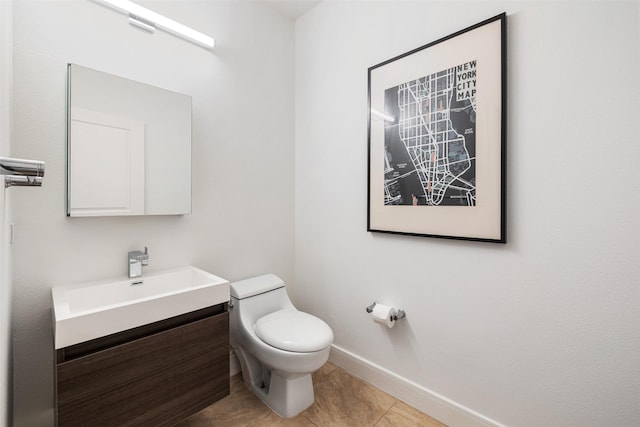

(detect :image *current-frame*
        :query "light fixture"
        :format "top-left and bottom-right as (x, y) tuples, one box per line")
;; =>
(95, 0), (215, 50)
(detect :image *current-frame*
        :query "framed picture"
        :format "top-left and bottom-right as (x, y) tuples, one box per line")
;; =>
(367, 13), (506, 243)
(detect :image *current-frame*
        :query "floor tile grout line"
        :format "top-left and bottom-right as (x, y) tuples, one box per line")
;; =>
(301, 414), (319, 427)
(372, 398), (399, 427)
(255, 408), (274, 424)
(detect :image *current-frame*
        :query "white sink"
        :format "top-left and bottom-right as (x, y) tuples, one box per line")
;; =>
(52, 266), (229, 349)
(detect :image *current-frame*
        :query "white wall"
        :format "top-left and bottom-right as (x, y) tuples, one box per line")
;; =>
(0, 1), (13, 425)
(295, 2), (640, 426)
(10, 1), (294, 425)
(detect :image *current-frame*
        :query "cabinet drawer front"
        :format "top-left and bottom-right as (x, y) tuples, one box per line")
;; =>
(57, 311), (229, 427)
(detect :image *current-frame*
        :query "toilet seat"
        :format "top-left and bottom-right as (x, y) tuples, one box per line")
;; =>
(255, 310), (333, 353)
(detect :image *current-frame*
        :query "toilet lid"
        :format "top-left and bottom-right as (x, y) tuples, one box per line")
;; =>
(255, 310), (333, 353)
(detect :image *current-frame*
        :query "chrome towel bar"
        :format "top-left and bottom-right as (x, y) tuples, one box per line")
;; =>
(0, 156), (45, 188)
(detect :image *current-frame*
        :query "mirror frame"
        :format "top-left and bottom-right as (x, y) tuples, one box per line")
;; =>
(66, 63), (192, 217)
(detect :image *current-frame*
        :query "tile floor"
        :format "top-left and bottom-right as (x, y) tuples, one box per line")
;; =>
(177, 362), (446, 427)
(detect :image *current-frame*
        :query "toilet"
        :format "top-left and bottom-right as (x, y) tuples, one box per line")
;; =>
(229, 274), (334, 418)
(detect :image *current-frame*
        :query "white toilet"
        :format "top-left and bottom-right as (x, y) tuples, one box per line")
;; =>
(229, 274), (333, 418)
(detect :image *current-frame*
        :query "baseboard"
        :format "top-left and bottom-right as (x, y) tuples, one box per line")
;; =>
(329, 344), (505, 427)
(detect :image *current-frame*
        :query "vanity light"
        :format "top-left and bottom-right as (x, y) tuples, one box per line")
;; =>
(95, 0), (215, 49)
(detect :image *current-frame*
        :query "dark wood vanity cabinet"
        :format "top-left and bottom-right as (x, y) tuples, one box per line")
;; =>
(55, 304), (229, 427)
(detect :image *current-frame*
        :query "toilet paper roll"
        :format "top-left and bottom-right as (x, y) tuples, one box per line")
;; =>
(371, 303), (396, 328)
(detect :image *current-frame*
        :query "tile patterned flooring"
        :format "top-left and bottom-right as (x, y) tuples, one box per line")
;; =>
(177, 363), (446, 427)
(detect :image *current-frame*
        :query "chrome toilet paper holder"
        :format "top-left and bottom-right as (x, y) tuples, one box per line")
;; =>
(365, 302), (406, 321)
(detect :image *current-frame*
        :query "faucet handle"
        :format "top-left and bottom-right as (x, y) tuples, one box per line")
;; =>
(141, 247), (149, 266)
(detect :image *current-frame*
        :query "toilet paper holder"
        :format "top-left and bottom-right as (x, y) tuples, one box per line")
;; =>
(365, 302), (406, 321)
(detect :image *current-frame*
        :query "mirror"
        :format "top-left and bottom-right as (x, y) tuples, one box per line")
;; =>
(66, 64), (191, 216)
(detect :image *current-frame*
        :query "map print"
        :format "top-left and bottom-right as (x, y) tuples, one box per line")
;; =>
(383, 60), (477, 206)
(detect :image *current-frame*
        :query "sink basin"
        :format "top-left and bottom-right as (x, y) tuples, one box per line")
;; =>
(52, 266), (229, 349)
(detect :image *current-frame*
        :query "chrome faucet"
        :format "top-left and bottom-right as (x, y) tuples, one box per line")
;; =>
(128, 247), (149, 278)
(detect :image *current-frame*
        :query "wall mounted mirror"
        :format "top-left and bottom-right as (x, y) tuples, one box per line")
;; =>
(66, 64), (192, 216)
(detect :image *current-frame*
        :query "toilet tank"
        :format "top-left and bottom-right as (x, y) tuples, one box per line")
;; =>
(230, 274), (295, 322)
(230, 274), (285, 299)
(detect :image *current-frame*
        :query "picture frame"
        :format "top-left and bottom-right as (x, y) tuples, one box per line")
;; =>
(367, 13), (506, 243)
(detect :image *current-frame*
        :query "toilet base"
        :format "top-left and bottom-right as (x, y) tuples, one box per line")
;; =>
(235, 347), (315, 418)
(255, 370), (314, 418)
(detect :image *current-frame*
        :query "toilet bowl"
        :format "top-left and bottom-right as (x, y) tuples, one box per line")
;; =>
(229, 274), (333, 418)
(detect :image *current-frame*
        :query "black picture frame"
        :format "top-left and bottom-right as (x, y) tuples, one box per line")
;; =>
(367, 13), (507, 243)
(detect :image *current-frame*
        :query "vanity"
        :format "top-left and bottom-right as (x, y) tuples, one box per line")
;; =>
(56, 64), (223, 425)
(52, 266), (230, 426)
